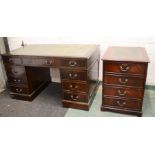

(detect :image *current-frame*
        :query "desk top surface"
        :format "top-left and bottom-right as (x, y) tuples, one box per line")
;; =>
(9, 44), (99, 58)
(102, 46), (150, 62)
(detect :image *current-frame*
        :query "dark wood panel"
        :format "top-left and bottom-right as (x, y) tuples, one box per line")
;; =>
(104, 61), (147, 75)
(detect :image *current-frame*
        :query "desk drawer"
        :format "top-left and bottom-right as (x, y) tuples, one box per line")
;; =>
(5, 65), (26, 76)
(61, 70), (87, 81)
(10, 86), (30, 94)
(103, 97), (141, 110)
(104, 62), (146, 75)
(61, 59), (87, 68)
(103, 86), (143, 99)
(62, 82), (87, 93)
(22, 57), (55, 67)
(63, 92), (88, 102)
(8, 76), (27, 85)
(2, 56), (22, 65)
(5, 65), (26, 78)
(104, 74), (145, 87)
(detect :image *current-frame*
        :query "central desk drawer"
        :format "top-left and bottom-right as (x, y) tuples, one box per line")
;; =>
(22, 58), (55, 67)
(61, 70), (87, 81)
(104, 62), (147, 75)
(104, 74), (145, 87)
(103, 97), (141, 110)
(63, 92), (88, 102)
(62, 81), (87, 92)
(103, 86), (143, 99)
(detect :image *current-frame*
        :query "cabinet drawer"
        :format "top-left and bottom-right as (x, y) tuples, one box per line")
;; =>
(62, 82), (87, 92)
(104, 62), (147, 75)
(5, 65), (26, 78)
(61, 70), (87, 81)
(103, 86), (143, 99)
(22, 57), (55, 67)
(61, 59), (87, 68)
(104, 74), (145, 87)
(63, 92), (88, 102)
(103, 97), (141, 110)
(2, 56), (22, 65)
(10, 86), (30, 94)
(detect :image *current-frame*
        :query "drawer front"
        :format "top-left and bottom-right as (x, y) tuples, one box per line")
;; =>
(63, 92), (88, 102)
(61, 59), (87, 68)
(103, 97), (141, 110)
(103, 86), (143, 99)
(22, 58), (55, 67)
(10, 86), (30, 94)
(2, 56), (22, 65)
(8, 76), (27, 85)
(62, 82), (87, 92)
(104, 62), (147, 75)
(61, 70), (87, 81)
(5, 65), (26, 78)
(104, 74), (145, 87)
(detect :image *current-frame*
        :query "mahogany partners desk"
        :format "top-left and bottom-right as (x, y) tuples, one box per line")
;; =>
(1, 44), (100, 110)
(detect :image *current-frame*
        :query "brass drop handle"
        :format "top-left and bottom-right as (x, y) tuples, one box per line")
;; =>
(118, 78), (128, 84)
(70, 84), (78, 89)
(70, 95), (79, 101)
(14, 79), (21, 83)
(15, 88), (22, 93)
(45, 60), (54, 65)
(116, 100), (126, 106)
(120, 64), (130, 72)
(69, 60), (77, 67)
(13, 70), (18, 74)
(69, 73), (78, 79)
(117, 89), (127, 96)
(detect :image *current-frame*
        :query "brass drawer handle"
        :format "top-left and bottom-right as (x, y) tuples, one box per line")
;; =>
(117, 89), (127, 96)
(68, 60), (77, 67)
(116, 100), (126, 106)
(69, 73), (78, 79)
(120, 64), (130, 72)
(45, 60), (54, 65)
(15, 88), (23, 93)
(70, 95), (79, 101)
(70, 84), (78, 89)
(118, 78), (128, 84)
(9, 58), (13, 63)
(13, 79), (21, 83)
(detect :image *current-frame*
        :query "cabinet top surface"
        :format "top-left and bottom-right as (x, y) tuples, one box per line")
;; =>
(102, 46), (150, 62)
(8, 44), (99, 58)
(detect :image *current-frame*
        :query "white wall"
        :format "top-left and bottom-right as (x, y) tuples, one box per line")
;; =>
(0, 38), (7, 92)
(8, 37), (155, 85)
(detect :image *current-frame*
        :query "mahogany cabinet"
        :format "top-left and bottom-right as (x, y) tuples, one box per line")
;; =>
(101, 46), (150, 116)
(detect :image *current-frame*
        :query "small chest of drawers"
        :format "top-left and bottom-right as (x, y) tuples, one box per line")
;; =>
(101, 46), (150, 116)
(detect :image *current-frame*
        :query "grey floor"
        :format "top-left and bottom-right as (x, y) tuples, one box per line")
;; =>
(0, 83), (68, 117)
